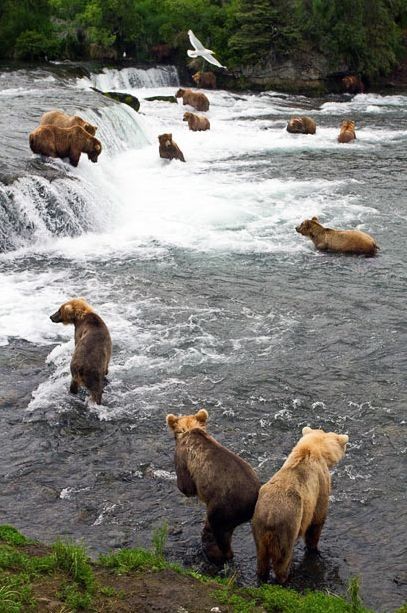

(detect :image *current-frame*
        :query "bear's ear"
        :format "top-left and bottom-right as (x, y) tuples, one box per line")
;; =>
(166, 414), (178, 430)
(337, 434), (349, 446)
(311, 216), (319, 222)
(64, 303), (73, 314)
(196, 409), (208, 424)
(302, 426), (313, 435)
(95, 143), (101, 152)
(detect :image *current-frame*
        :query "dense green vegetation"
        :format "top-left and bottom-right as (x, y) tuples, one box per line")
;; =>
(0, 1), (406, 79)
(2, 524), (399, 613)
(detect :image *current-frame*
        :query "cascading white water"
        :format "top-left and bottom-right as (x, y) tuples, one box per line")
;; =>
(80, 65), (180, 91)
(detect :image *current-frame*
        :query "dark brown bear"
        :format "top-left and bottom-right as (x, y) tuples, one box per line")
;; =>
(286, 116), (316, 134)
(158, 133), (186, 162)
(50, 298), (112, 404)
(166, 409), (260, 564)
(192, 71), (217, 89)
(29, 125), (102, 167)
(175, 88), (210, 112)
(40, 110), (98, 136)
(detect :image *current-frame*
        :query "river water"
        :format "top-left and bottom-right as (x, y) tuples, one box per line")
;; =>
(0, 63), (406, 612)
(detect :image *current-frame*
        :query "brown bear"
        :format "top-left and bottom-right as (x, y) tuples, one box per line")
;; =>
(166, 409), (260, 564)
(158, 133), (186, 162)
(175, 88), (210, 112)
(338, 119), (356, 143)
(252, 426), (349, 584)
(50, 298), (112, 405)
(192, 71), (217, 90)
(286, 116), (316, 135)
(29, 125), (102, 167)
(342, 75), (365, 94)
(183, 112), (210, 132)
(296, 216), (378, 256)
(40, 110), (98, 136)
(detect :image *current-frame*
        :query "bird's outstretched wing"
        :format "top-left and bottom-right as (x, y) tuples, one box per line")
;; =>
(188, 29), (206, 51)
(202, 53), (225, 69)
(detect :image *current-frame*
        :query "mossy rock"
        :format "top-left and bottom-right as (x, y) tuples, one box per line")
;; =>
(93, 88), (140, 111)
(144, 95), (178, 103)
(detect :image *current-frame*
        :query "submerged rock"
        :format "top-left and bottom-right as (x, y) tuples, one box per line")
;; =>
(144, 95), (177, 103)
(92, 88), (140, 112)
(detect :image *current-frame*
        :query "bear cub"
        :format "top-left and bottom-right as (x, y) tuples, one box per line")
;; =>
(166, 409), (260, 564)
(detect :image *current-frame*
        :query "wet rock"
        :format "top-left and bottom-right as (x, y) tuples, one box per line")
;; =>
(144, 95), (177, 104)
(92, 88), (140, 111)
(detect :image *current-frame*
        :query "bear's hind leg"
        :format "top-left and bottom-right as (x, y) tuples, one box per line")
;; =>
(84, 372), (104, 404)
(211, 524), (234, 561)
(255, 538), (271, 583)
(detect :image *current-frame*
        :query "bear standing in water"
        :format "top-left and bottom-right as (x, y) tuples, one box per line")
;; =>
(166, 409), (260, 564)
(296, 216), (378, 256)
(252, 426), (348, 584)
(158, 133), (186, 162)
(50, 298), (112, 404)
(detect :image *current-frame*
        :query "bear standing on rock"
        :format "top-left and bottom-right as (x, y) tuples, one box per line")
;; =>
(29, 125), (102, 167)
(40, 110), (98, 136)
(252, 426), (349, 584)
(166, 409), (260, 564)
(50, 298), (112, 405)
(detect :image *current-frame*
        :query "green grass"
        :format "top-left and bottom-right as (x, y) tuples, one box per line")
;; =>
(0, 526), (31, 547)
(52, 541), (94, 592)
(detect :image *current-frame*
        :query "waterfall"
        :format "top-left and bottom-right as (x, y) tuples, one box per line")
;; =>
(79, 65), (180, 91)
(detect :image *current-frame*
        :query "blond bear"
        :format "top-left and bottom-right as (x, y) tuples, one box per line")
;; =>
(166, 409), (260, 564)
(40, 110), (98, 136)
(252, 426), (349, 584)
(338, 120), (356, 143)
(183, 112), (210, 132)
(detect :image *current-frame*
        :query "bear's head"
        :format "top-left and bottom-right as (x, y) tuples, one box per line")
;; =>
(287, 117), (304, 133)
(296, 216), (322, 237)
(175, 88), (186, 98)
(158, 133), (173, 147)
(87, 138), (102, 163)
(50, 298), (94, 325)
(192, 72), (201, 85)
(84, 122), (98, 136)
(183, 112), (192, 122)
(299, 426), (349, 467)
(166, 409), (208, 438)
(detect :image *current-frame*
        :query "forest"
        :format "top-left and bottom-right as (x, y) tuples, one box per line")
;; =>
(0, 0), (406, 80)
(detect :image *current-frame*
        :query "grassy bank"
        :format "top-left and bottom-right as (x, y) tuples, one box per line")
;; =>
(0, 524), (402, 612)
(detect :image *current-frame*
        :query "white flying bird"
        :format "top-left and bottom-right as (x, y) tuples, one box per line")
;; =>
(187, 29), (226, 69)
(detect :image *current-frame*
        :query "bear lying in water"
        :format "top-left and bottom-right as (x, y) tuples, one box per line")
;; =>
(175, 88), (210, 112)
(183, 112), (210, 132)
(286, 116), (316, 134)
(296, 216), (378, 256)
(29, 125), (102, 167)
(166, 409), (260, 564)
(40, 110), (97, 136)
(50, 298), (112, 404)
(252, 426), (349, 584)
(158, 133), (185, 162)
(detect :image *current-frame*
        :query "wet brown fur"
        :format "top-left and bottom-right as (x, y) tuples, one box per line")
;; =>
(192, 71), (217, 89)
(296, 216), (378, 256)
(286, 116), (316, 134)
(158, 133), (186, 162)
(175, 88), (210, 112)
(40, 110), (97, 135)
(252, 427), (349, 584)
(183, 112), (210, 132)
(50, 298), (112, 404)
(338, 119), (356, 143)
(29, 125), (102, 167)
(166, 409), (260, 564)
(342, 75), (365, 94)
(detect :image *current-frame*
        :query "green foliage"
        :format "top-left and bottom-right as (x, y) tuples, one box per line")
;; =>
(52, 541), (94, 592)
(99, 547), (167, 573)
(14, 30), (60, 60)
(0, 527), (30, 547)
(0, 575), (33, 613)
(59, 582), (93, 610)
(151, 521), (168, 558)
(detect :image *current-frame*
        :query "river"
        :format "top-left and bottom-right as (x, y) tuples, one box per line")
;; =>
(0, 63), (406, 612)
